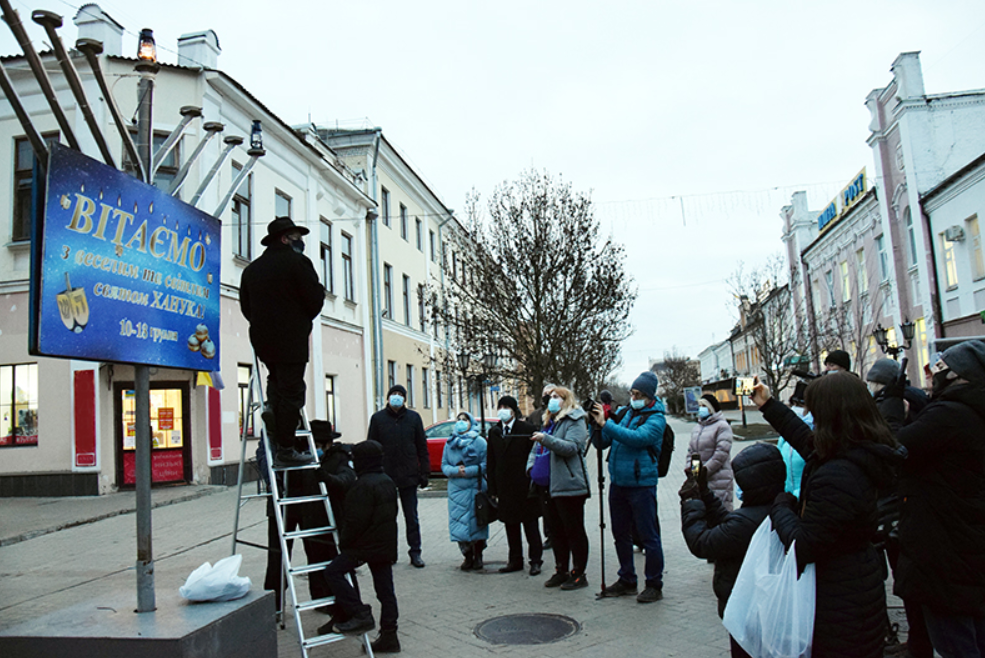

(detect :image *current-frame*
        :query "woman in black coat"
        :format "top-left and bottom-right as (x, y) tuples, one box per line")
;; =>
(487, 396), (543, 574)
(752, 373), (904, 658)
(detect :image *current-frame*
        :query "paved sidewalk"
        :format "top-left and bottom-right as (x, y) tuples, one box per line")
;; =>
(0, 416), (905, 657)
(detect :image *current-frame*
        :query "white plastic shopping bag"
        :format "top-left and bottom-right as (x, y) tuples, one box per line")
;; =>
(722, 517), (815, 658)
(179, 554), (252, 602)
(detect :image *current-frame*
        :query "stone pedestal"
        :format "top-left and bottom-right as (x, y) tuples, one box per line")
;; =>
(0, 589), (275, 658)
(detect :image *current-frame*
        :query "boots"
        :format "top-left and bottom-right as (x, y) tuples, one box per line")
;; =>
(370, 629), (401, 653)
(471, 541), (485, 571)
(460, 548), (474, 571)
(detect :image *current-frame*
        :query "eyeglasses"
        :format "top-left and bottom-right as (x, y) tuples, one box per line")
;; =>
(629, 390), (645, 400)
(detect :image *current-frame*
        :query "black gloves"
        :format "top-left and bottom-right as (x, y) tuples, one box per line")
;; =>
(419, 474), (429, 489)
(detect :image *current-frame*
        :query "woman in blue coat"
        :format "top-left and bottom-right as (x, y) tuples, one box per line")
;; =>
(441, 412), (489, 570)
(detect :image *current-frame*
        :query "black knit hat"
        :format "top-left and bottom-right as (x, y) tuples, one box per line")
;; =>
(732, 443), (786, 506)
(599, 390), (613, 404)
(387, 384), (407, 398)
(260, 216), (309, 246)
(700, 393), (721, 413)
(352, 440), (384, 473)
(825, 350), (852, 371)
(497, 395), (521, 417)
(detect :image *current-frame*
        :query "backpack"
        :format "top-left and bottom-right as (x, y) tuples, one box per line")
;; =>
(611, 407), (675, 478)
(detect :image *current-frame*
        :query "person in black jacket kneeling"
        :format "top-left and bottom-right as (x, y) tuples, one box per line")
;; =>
(324, 440), (401, 653)
(680, 442), (786, 658)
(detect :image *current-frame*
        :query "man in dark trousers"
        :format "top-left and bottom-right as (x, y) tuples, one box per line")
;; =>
(324, 440), (401, 653)
(487, 395), (543, 575)
(240, 216), (325, 466)
(367, 384), (429, 568)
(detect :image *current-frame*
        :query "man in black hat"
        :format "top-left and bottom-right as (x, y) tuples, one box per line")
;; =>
(240, 216), (325, 466)
(367, 384), (429, 568)
(823, 349), (852, 373)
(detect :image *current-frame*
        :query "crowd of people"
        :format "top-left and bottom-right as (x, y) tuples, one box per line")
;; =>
(242, 218), (985, 658)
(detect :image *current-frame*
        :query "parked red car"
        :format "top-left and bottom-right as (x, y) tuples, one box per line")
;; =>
(425, 418), (499, 475)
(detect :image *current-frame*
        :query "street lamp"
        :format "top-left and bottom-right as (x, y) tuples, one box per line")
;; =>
(456, 350), (498, 437)
(873, 319), (915, 360)
(137, 28), (157, 63)
(250, 120), (263, 151)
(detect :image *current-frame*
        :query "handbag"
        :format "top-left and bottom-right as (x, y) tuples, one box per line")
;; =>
(474, 465), (498, 527)
(529, 443), (551, 487)
(723, 517), (815, 658)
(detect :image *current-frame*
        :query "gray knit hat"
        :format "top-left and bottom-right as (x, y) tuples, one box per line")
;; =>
(941, 340), (985, 386)
(866, 358), (900, 385)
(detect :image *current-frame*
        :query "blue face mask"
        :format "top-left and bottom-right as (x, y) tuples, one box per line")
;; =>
(316, 448), (324, 459)
(630, 399), (646, 410)
(547, 398), (561, 413)
(697, 407), (711, 419)
(389, 394), (404, 408)
(455, 420), (469, 434)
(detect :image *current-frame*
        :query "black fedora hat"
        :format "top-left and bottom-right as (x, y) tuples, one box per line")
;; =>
(261, 216), (309, 246)
(310, 420), (342, 443)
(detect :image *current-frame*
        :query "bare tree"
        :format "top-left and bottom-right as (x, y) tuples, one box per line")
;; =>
(727, 255), (803, 397)
(658, 348), (701, 416)
(427, 170), (636, 399)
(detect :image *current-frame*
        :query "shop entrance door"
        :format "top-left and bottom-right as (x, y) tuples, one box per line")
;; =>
(115, 382), (192, 487)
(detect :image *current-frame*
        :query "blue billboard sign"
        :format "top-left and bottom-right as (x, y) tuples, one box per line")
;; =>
(31, 144), (221, 369)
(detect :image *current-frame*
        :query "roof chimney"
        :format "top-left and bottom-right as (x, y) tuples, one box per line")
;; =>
(73, 3), (124, 57)
(177, 30), (220, 70)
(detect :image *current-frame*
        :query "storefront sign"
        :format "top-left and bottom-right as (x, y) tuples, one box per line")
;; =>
(123, 448), (184, 484)
(31, 144), (221, 369)
(818, 168), (867, 234)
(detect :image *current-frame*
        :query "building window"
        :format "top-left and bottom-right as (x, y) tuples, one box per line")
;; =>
(275, 190), (292, 218)
(231, 163), (252, 260)
(237, 364), (255, 437)
(941, 233), (959, 289)
(436, 370), (443, 408)
(0, 363), (39, 447)
(856, 248), (868, 295)
(325, 375), (336, 426)
(430, 230), (437, 262)
(341, 232), (354, 301)
(320, 219), (334, 294)
(381, 187), (391, 227)
(406, 365), (415, 407)
(422, 368), (430, 409)
(400, 204), (408, 241)
(905, 208), (918, 267)
(876, 235), (889, 281)
(402, 275), (411, 326)
(451, 251), (457, 280)
(825, 270), (836, 307)
(968, 215), (985, 281)
(13, 133), (58, 242)
(383, 264), (393, 318)
(387, 361), (396, 390)
(415, 218), (423, 251)
(840, 261), (851, 303)
(418, 284), (427, 332)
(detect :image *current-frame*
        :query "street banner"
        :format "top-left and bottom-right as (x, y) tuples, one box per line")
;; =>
(684, 386), (702, 415)
(30, 144), (221, 369)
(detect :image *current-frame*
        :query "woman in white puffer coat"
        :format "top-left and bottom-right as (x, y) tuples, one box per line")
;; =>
(688, 394), (735, 511)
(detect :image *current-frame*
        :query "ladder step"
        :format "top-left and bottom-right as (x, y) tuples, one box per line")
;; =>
(272, 461), (321, 472)
(289, 560), (332, 576)
(303, 631), (350, 650)
(295, 594), (337, 613)
(278, 494), (328, 506)
(285, 525), (336, 540)
(239, 493), (271, 500)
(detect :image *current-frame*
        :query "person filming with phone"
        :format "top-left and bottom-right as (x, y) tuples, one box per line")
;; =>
(749, 372), (904, 658)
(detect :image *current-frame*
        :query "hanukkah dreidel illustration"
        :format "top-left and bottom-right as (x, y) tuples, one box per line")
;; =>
(56, 272), (89, 333)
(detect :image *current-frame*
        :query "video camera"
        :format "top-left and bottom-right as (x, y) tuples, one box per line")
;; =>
(790, 368), (820, 381)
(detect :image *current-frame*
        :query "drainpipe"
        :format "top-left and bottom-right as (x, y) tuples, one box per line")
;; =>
(369, 131), (385, 409)
(437, 212), (455, 418)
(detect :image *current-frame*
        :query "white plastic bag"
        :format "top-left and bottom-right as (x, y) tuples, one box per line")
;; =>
(179, 554), (252, 602)
(722, 517), (815, 658)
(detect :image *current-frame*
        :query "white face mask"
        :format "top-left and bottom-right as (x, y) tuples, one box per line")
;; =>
(497, 408), (513, 423)
(866, 381), (884, 397)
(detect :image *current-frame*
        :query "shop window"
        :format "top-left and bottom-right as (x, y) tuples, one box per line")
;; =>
(0, 363), (39, 447)
(231, 162), (252, 260)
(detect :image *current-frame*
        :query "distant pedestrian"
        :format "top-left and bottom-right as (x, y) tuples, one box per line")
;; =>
(367, 384), (429, 568)
(688, 394), (734, 511)
(441, 412), (489, 570)
(487, 396), (543, 575)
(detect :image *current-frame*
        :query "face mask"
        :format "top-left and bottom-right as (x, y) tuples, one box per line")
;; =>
(389, 394), (404, 408)
(455, 420), (469, 434)
(735, 483), (744, 501)
(866, 381), (884, 397)
(547, 398), (561, 413)
(542, 394), (551, 407)
(932, 370), (954, 397)
(697, 407), (710, 419)
(630, 399), (646, 410)
(290, 238), (305, 253)
(316, 448), (325, 459)
(497, 409), (513, 423)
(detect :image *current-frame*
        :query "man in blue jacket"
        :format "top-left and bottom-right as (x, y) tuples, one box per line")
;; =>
(591, 370), (666, 603)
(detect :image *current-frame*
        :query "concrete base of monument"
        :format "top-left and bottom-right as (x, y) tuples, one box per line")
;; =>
(0, 588), (276, 658)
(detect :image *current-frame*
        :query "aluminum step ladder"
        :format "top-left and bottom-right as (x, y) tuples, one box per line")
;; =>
(231, 354), (373, 657)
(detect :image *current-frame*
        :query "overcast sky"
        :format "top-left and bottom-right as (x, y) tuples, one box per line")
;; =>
(4, 0), (984, 385)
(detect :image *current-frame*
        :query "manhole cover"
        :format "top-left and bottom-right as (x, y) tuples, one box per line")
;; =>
(474, 613), (581, 645)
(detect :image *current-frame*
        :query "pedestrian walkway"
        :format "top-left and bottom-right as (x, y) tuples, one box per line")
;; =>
(0, 416), (905, 657)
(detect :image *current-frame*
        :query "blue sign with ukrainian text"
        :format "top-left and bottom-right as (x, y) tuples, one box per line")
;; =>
(33, 144), (221, 369)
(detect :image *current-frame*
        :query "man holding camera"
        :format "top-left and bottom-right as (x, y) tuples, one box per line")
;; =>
(591, 371), (667, 603)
